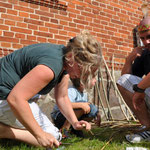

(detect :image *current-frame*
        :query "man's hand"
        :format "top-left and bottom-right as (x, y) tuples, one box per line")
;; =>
(126, 46), (144, 63)
(132, 92), (145, 111)
(36, 131), (60, 148)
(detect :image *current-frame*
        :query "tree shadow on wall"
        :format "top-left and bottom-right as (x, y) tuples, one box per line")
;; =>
(19, 0), (67, 11)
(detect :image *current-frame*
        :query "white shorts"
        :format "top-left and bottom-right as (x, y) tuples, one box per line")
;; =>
(0, 100), (62, 141)
(117, 74), (150, 109)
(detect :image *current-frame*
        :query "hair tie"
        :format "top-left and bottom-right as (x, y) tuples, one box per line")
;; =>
(69, 37), (76, 42)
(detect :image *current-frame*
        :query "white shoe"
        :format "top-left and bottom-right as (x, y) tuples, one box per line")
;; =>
(126, 131), (150, 143)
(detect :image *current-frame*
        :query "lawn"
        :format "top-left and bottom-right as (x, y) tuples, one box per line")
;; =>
(0, 121), (150, 150)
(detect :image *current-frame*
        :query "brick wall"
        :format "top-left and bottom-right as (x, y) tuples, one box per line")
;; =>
(0, 0), (143, 70)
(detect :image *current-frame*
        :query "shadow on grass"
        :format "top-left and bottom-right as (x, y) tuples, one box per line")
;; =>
(83, 124), (150, 149)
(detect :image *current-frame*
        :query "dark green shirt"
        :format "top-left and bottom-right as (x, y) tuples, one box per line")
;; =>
(0, 43), (65, 99)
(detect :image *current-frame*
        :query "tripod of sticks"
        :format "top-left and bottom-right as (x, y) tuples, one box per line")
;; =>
(94, 55), (137, 123)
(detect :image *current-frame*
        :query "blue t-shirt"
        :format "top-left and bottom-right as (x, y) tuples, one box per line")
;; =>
(68, 86), (88, 102)
(0, 43), (65, 99)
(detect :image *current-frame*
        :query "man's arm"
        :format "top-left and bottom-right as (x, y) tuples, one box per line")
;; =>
(121, 47), (143, 75)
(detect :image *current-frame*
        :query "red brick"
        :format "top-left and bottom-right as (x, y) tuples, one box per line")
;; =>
(19, 12), (29, 18)
(15, 33), (26, 39)
(49, 28), (59, 34)
(19, 1), (29, 7)
(35, 10), (54, 18)
(7, 9), (17, 15)
(0, 25), (9, 30)
(0, 36), (19, 43)
(14, 6), (34, 13)
(68, 13), (76, 19)
(59, 31), (67, 36)
(0, 30), (2, 36)
(4, 31), (14, 37)
(37, 37), (47, 43)
(34, 31), (53, 38)
(16, 22), (27, 28)
(58, 40), (66, 45)
(45, 22), (63, 29)
(5, 20), (15, 26)
(63, 26), (80, 33)
(77, 24), (84, 29)
(8, 0), (18, 4)
(1, 42), (11, 48)
(55, 35), (69, 41)
(20, 39), (37, 45)
(0, 2), (12, 8)
(55, 14), (72, 22)
(39, 26), (49, 32)
(12, 43), (23, 49)
(24, 18), (44, 26)
(30, 14), (40, 20)
(0, 7), (6, 13)
(1, 14), (23, 22)
(11, 27), (32, 34)
(27, 35), (36, 41)
(28, 24), (38, 30)
(40, 16), (50, 22)
(48, 38), (57, 44)
(73, 19), (88, 25)
(60, 20), (68, 26)
(51, 19), (58, 24)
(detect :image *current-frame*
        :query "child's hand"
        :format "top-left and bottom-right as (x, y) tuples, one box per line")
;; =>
(81, 102), (90, 114)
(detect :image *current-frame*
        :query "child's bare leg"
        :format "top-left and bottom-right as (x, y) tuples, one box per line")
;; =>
(62, 109), (84, 130)
(0, 122), (40, 146)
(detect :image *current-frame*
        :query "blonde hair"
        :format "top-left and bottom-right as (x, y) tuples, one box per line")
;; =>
(65, 30), (102, 90)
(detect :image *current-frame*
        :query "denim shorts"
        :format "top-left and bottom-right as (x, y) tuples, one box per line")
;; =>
(52, 104), (98, 129)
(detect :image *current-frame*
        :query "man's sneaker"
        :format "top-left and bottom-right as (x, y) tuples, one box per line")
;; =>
(126, 131), (150, 143)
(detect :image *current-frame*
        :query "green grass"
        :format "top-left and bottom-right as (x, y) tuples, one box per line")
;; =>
(0, 122), (150, 150)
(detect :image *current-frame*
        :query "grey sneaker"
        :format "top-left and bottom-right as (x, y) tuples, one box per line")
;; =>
(126, 130), (150, 143)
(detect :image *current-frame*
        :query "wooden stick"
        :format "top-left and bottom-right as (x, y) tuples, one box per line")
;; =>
(111, 55), (129, 121)
(96, 82), (109, 120)
(99, 67), (114, 120)
(102, 56), (137, 121)
(82, 124), (94, 135)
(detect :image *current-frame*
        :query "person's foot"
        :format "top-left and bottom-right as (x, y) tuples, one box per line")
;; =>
(60, 128), (71, 139)
(95, 112), (101, 127)
(126, 130), (150, 143)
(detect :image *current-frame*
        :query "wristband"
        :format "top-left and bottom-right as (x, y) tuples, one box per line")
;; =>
(133, 84), (145, 93)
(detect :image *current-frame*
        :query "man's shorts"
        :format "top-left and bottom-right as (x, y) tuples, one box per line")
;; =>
(0, 100), (62, 141)
(52, 104), (98, 129)
(117, 74), (150, 109)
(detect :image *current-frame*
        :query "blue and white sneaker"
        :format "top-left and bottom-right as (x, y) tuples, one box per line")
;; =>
(126, 130), (150, 143)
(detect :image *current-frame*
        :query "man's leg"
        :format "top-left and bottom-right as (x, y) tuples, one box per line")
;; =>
(117, 74), (150, 127)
